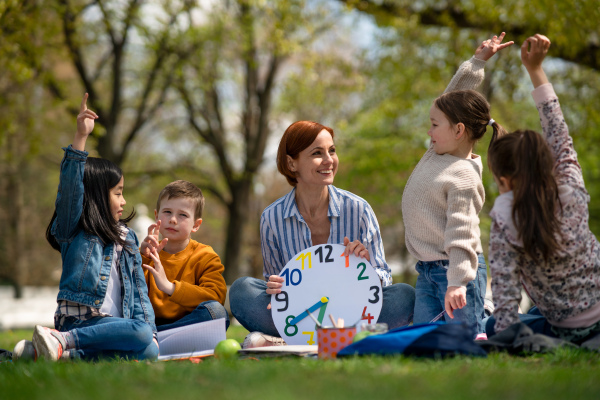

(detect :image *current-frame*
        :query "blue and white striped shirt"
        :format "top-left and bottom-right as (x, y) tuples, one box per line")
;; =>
(260, 185), (392, 286)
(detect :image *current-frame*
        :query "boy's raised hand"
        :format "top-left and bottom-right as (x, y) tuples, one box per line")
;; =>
(474, 32), (514, 61)
(140, 221), (168, 258)
(142, 247), (175, 296)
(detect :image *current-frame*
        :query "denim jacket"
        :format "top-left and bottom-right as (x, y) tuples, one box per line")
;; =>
(51, 145), (156, 331)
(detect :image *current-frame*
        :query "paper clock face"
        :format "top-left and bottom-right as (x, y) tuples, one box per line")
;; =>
(271, 244), (383, 345)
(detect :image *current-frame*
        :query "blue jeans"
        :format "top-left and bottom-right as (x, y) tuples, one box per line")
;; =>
(413, 254), (487, 336)
(485, 306), (557, 337)
(156, 301), (230, 332)
(229, 276), (415, 337)
(59, 316), (159, 361)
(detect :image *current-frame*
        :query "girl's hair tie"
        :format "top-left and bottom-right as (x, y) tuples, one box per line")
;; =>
(488, 118), (495, 126)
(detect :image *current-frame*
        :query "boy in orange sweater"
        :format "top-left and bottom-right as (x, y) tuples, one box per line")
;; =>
(140, 180), (229, 331)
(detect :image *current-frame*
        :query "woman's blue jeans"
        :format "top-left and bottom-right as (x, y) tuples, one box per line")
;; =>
(413, 254), (487, 336)
(59, 316), (158, 361)
(156, 300), (230, 332)
(229, 276), (415, 337)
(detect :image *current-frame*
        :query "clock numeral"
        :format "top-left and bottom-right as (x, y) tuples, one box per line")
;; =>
(340, 252), (349, 268)
(315, 245), (334, 263)
(368, 286), (380, 304)
(356, 262), (369, 280)
(361, 306), (375, 323)
(295, 252), (312, 270)
(302, 331), (315, 345)
(285, 315), (299, 337)
(281, 268), (302, 286)
(275, 291), (289, 311)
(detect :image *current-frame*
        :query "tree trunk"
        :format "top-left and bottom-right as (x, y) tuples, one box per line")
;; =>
(6, 129), (26, 299)
(222, 180), (252, 284)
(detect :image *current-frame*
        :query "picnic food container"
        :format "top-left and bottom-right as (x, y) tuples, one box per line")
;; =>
(316, 326), (356, 359)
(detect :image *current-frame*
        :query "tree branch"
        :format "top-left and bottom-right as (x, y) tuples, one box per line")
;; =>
(178, 79), (235, 186)
(95, 0), (118, 47)
(58, 0), (104, 121)
(339, 0), (600, 71)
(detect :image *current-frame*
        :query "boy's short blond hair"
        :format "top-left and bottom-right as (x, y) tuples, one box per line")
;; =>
(156, 180), (205, 219)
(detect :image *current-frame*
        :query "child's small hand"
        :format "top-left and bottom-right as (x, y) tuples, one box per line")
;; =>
(76, 93), (98, 137)
(140, 221), (168, 258)
(444, 286), (467, 319)
(142, 247), (175, 295)
(521, 34), (551, 72)
(73, 93), (98, 151)
(343, 236), (370, 261)
(474, 32), (514, 61)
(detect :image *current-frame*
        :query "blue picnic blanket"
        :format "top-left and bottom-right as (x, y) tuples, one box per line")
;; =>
(338, 322), (487, 358)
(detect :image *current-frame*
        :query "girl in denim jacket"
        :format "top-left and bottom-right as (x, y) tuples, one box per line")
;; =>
(19, 94), (158, 361)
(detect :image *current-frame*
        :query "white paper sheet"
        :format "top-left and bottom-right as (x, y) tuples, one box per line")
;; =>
(157, 318), (226, 361)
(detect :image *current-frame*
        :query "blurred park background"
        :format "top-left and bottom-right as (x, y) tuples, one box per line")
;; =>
(0, 0), (599, 327)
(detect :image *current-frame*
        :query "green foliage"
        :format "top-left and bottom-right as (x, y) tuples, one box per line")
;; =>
(2, 326), (600, 400)
(332, 8), (600, 260)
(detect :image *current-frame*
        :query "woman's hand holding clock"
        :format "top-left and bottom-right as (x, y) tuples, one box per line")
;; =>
(266, 275), (285, 310)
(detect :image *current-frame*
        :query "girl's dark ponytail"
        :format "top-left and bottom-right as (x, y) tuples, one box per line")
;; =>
(488, 130), (562, 262)
(46, 211), (60, 251)
(489, 121), (507, 148)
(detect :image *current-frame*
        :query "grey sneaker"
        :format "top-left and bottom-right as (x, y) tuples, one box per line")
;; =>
(242, 332), (287, 349)
(484, 298), (495, 318)
(12, 340), (36, 361)
(32, 325), (66, 361)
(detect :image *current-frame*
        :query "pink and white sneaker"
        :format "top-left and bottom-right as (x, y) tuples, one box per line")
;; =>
(32, 325), (66, 361)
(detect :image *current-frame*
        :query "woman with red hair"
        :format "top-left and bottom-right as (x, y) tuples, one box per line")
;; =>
(230, 120), (415, 348)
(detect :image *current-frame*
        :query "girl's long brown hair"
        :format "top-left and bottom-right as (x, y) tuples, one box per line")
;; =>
(487, 130), (562, 261)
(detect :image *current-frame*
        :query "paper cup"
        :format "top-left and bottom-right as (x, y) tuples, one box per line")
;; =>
(317, 327), (356, 359)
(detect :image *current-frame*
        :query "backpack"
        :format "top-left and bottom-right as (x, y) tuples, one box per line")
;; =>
(338, 322), (487, 358)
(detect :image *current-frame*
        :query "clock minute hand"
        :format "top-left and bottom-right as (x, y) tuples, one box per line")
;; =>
(289, 297), (329, 326)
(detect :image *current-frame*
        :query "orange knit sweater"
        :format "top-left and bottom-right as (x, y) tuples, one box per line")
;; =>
(142, 239), (227, 323)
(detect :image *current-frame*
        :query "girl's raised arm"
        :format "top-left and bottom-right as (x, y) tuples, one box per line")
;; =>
(73, 93), (98, 151)
(521, 34), (550, 88)
(524, 35), (582, 187)
(444, 32), (513, 93)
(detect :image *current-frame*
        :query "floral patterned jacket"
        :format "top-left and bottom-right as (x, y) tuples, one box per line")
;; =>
(489, 83), (600, 332)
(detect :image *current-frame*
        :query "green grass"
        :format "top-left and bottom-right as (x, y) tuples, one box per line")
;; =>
(2, 327), (600, 400)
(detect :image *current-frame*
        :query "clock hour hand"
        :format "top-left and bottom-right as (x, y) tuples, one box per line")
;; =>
(289, 297), (329, 326)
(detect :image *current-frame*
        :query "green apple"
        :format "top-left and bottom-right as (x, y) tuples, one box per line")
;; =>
(352, 330), (374, 343)
(214, 339), (241, 359)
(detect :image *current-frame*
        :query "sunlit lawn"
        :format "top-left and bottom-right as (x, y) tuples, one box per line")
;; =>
(2, 326), (600, 400)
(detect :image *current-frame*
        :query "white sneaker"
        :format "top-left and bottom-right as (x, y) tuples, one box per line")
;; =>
(484, 298), (495, 318)
(32, 325), (66, 361)
(242, 332), (287, 349)
(12, 340), (36, 361)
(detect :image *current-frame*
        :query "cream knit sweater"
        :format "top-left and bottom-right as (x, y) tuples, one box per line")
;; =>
(402, 56), (487, 288)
